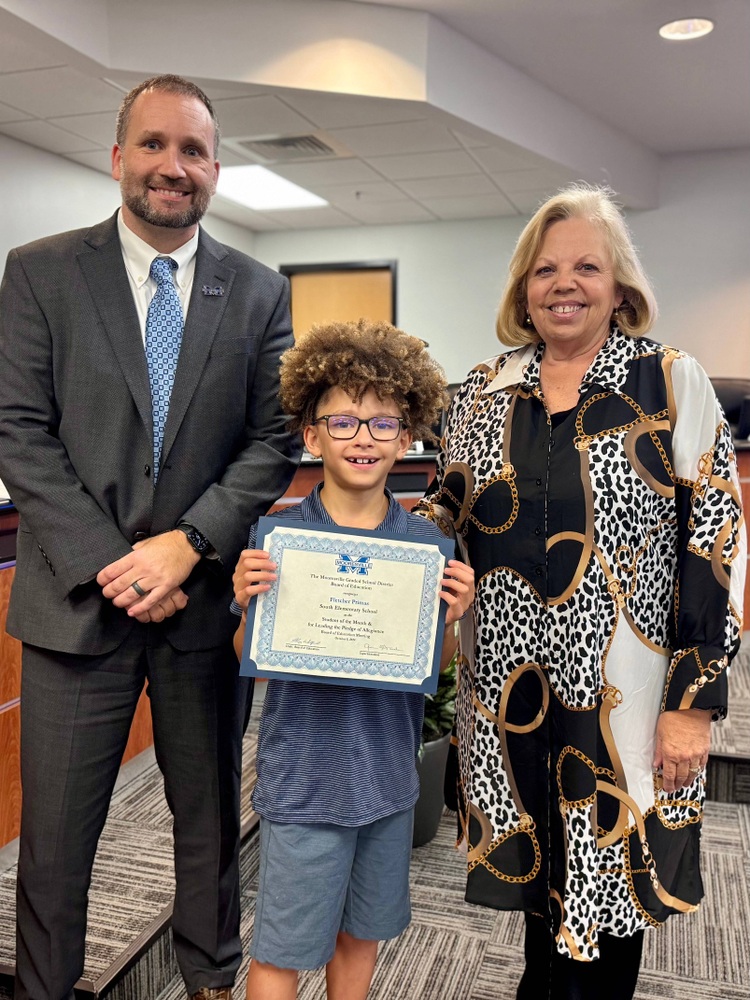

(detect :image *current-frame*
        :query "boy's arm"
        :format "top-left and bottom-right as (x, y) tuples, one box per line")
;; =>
(440, 621), (460, 672)
(233, 611), (248, 663)
(438, 558), (475, 670)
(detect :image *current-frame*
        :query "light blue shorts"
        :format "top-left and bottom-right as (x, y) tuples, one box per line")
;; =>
(250, 808), (414, 971)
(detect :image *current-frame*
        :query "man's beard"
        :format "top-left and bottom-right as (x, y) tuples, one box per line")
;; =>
(120, 173), (212, 230)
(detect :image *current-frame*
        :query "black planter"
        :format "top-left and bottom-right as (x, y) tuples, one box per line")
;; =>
(412, 733), (450, 847)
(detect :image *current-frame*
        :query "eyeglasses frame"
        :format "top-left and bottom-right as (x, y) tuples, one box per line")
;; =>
(312, 414), (406, 441)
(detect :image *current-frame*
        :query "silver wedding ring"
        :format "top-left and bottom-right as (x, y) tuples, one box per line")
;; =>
(131, 580), (148, 598)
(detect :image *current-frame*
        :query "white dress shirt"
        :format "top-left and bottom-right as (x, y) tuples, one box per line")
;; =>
(117, 209), (199, 343)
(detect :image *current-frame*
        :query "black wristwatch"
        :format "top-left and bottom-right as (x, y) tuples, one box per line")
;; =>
(176, 522), (212, 556)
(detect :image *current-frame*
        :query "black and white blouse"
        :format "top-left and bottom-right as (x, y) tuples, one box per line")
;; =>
(419, 328), (745, 958)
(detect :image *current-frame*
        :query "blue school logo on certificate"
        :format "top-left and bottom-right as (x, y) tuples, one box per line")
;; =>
(336, 554), (371, 575)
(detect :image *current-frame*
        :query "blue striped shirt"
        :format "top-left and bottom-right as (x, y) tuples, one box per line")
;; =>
(234, 485), (444, 826)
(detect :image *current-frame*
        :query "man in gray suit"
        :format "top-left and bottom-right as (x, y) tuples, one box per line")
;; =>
(0, 75), (300, 1000)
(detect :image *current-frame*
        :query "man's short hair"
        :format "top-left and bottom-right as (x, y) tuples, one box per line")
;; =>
(115, 74), (221, 157)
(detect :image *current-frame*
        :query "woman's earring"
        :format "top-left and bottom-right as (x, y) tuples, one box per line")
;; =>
(524, 312), (533, 328)
(611, 301), (628, 328)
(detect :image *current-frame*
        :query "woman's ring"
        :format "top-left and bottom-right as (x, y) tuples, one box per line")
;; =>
(131, 580), (148, 598)
(688, 763), (702, 774)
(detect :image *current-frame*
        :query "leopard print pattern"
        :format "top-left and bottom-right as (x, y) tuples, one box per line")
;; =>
(559, 804), (600, 961)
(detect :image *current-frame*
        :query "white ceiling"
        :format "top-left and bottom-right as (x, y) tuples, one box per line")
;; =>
(347, 0), (750, 155)
(0, 0), (747, 233)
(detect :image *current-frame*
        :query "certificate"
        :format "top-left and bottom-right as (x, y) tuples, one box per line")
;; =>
(239, 517), (454, 693)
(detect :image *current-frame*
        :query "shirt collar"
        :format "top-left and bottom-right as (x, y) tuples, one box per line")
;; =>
(483, 327), (640, 398)
(301, 483), (408, 532)
(117, 209), (199, 293)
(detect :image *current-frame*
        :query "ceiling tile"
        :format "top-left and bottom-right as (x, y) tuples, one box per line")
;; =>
(451, 128), (489, 149)
(212, 95), (315, 138)
(267, 159), (384, 186)
(0, 100), (31, 124)
(503, 190), (554, 215)
(65, 150), (114, 173)
(343, 201), (436, 225)
(257, 206), (357, 229)
(397, 173), (497, 199)
(471, 145), (550, 174)
(0, 119), (102, 154)
(207, 199), (288, 232)
(280, 92), (427, 129)
(216, 145), (255, 167)
(328, 120), (461, 157)
(367, 149), (482, 180)
(312, 181), (410, 205)
(418, 193), (518, 220)
(50, 112), (115, 146)
(491, 167), (576, 195)
(103, 74), (261, 102)
(0, 67), (123, 118)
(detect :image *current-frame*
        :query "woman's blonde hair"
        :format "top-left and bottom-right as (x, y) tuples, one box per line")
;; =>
(496, 183), (658, 347)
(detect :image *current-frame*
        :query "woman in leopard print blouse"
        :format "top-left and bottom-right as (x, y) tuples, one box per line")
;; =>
(418, 184), (745, 999)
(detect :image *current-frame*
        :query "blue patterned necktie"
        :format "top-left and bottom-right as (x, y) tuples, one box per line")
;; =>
(145, 256), (184, 482)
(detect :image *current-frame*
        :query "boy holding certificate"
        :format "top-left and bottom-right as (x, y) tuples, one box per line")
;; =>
(232, 319), (474, 1000)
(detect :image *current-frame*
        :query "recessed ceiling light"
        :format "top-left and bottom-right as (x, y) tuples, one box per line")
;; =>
(216, 165), (328, 211)
(659, 18), (714, 41)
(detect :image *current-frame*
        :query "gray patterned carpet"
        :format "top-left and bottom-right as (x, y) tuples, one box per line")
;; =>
(0, 730), (259, 994)
(145, 801), (750, 1000)
(0, 649), (748, 999)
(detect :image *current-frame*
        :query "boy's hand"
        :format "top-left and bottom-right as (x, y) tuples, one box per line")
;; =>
(441, 559), (475, 626)
(232, 549), (278, 610)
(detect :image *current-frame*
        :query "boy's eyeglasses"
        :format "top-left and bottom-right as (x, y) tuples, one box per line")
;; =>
(313, 414), (405, 441)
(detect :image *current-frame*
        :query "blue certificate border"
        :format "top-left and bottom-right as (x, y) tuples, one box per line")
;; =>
(240, 517), (454, 694)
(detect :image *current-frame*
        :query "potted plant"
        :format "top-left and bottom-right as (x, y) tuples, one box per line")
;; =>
(413, 656), (456, 847)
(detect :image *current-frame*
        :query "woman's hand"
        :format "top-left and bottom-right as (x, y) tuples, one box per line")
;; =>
(232, 549), (278, 610)
(441, 559), (475, 626)
(653, 708), (711, 792)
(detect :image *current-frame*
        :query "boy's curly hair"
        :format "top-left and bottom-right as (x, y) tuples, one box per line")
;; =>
(279, 319), (448, 441)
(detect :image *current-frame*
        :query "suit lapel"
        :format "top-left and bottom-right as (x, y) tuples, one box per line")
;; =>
(77, 216), (153, 434)
(161, 231), (236, 464)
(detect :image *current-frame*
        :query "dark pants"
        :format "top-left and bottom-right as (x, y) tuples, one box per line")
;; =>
(15, 630), (251, 1000)
(516, 913), (644, 1000)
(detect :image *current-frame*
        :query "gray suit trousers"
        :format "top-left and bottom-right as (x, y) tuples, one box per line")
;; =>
(15, 630), (251, 1000)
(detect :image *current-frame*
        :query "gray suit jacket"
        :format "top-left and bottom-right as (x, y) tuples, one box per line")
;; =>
(0, 213), (300, 654)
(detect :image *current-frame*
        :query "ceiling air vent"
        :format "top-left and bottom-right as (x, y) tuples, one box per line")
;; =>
(222, 130), (353, 165)
(235, 134), (341, 163)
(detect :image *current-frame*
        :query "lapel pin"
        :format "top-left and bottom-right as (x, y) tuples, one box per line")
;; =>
(202, 285), (224, 296)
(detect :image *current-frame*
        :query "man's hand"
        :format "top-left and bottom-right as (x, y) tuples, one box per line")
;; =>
(97, 531), (201, 617)
(132, 586), (190, 623)
(653, 708), (711, 792)
(232, 549), (277, 610)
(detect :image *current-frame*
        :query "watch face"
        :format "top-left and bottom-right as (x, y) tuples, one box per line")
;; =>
(180, 524), (209, 554)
